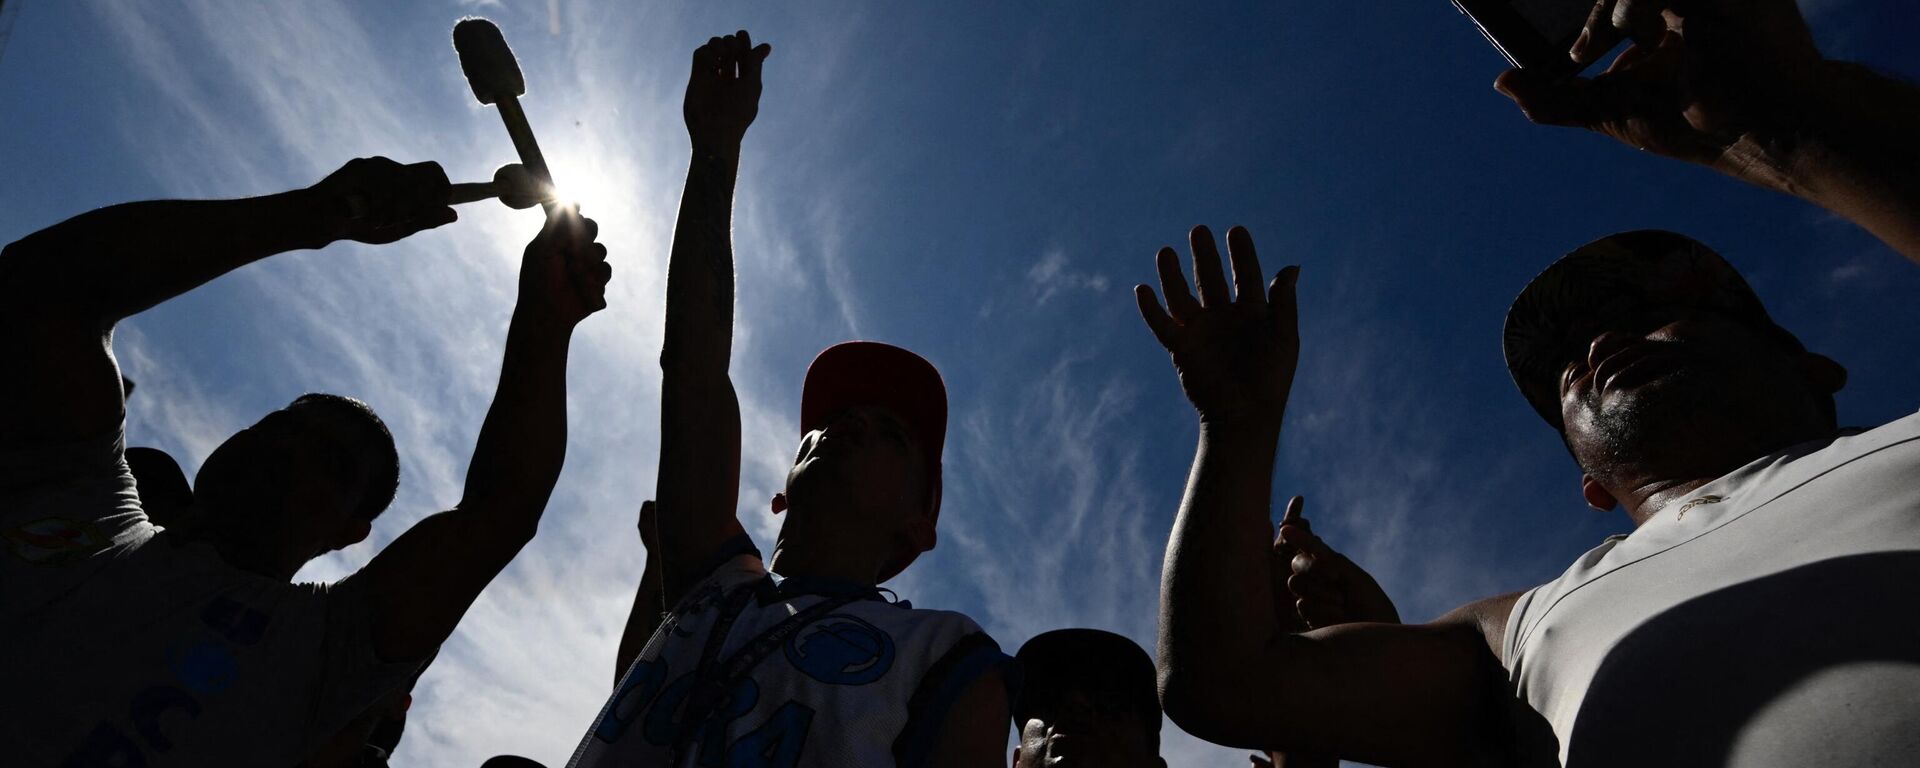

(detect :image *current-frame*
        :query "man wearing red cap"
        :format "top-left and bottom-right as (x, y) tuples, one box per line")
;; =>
(570, 31), (1011, 768)
(1145, 1), (1920, 766)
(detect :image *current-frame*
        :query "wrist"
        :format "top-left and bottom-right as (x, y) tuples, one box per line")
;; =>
(508, 306), (578, 344)
(689, 140), (743, 165)
(1772, 61), (1908, 198)
(270, 188), (342, 251)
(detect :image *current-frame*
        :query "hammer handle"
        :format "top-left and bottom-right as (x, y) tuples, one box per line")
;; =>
(493, 96), (558, 216)
(448, 182), (500, 206)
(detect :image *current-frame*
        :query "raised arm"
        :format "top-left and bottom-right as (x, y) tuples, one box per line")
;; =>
(614, 500), (666, 683)
(1138, 226), (1509, 765)
(0, 158), (453, 450)
(357, 209), (611, 662)
(654, 31), (772, 607)
(1494, 0), (1920, 260)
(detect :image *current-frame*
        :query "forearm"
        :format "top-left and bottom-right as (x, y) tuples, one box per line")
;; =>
(4, 190), (334, 322)
(655, 146), (748, 601)
(659, 148), (742, 374)
(458, 313), (573, 542)
(1159, 421), (1288, 723)
(1771, 62), (1920, 261)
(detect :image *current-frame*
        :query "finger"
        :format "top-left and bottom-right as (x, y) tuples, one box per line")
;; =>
(405, 161), (452, 221)
(1189, 225), (1230, 309)
(745, 42), (772, 85)
(1134, 285), (1178, 349)
(1610, 0), (1673, 47)
(1225, 225), (1268, 304)
(691, 40), (717, 78)
(1573, 0), (1622, 64)
(724, 31), (748, 77)
(1280, 495), (1306, 525)
(1155, 246), (1202, 321)
(1268, 266), (1300, 338)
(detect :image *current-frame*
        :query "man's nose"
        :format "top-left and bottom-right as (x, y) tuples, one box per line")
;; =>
(1587, 330), (1638, 372)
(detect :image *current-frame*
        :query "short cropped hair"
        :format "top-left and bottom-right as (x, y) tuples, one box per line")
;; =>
(291, 393), (400, 520)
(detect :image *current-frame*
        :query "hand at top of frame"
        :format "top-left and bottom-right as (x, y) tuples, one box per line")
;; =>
(1493, 0), (1828, 190)
(684, 30), (772, 156)
(1135, 225), (1300, 432)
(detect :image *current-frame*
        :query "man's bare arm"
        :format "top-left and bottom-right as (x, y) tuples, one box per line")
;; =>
(655, 31), (771, 607)
(1140, 226), (1509, 765)
(358, 210), (610, 662)
(1495, 0), (1920, 260)
(614, 501), (666, 683)
(0, 158), (453, 450)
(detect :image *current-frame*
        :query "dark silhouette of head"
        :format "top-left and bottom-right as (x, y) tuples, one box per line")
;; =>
(190, 393), (399, 578)
(1013, 629), (1166, 768)
(769, 342), (946, 585)
(1505, 232), (1845, 514)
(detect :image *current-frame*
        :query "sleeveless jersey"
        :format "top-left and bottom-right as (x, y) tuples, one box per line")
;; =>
(1502, 410), (1920, 767)
(569, 546), (1008, 768)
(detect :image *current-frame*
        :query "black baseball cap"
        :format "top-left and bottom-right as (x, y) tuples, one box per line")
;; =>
(1502, 230), (1804, 430)
(1013, 629), (1160, 728)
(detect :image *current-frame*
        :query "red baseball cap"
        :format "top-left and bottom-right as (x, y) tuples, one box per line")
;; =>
(799, 341), (947, 580)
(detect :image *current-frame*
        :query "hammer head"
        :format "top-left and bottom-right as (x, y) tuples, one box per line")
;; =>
(452, 17), (525, 105)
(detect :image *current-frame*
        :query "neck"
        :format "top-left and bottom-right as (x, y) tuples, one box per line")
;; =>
(767, 544), (881, 586)
(170, 506), (303, 581)
(1606, 424), (1836, 527)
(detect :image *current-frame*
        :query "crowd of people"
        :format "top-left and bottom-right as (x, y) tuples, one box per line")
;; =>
(4, 0), (1919, 765)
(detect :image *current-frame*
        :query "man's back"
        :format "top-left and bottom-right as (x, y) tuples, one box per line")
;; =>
(1505, 410), (1920, 766)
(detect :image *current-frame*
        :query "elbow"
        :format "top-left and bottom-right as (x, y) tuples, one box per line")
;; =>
(1159, 662), (1266, 748)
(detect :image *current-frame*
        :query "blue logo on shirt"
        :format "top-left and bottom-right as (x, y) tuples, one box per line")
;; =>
(783, 615), (894, 685)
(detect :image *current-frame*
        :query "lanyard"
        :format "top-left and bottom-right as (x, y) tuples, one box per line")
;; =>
(670, 579), (863, 763)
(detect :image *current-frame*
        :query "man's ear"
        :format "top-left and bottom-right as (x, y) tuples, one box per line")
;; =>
(330, 519), (372, 551)
(1798, 352), (1847, 395)
(1581, 475), (1618, 512)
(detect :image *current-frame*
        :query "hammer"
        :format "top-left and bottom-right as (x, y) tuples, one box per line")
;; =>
(453, 18), (559, 216)
(448, 164), (551, 210)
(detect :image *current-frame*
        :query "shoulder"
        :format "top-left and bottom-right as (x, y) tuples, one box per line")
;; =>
(1436, 590), (1528, 666)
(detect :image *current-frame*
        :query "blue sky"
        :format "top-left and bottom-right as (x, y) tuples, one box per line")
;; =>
(3, 0), (1917, 765)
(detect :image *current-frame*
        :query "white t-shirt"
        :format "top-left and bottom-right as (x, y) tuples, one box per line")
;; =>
(569, 541), (1010, 768)
(1503, 410), (1920, 767)
(0, 427), (421, 766)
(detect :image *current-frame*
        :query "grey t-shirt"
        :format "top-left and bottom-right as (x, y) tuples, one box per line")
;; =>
(1503, 411), (1920, 767)
(0, 427), (421, 766)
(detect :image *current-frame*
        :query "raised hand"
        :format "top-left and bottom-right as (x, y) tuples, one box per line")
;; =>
(1274, 497), (1401, 629)
(519, 207), (611, 329)
(307, 156), (456, 245)
(1492, 0), (1824, 191)
(1135, 225), (1300, 431)
(683, 30), (772, 154)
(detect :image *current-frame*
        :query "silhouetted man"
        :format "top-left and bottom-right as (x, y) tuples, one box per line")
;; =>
(0, 158), (611, 764)
(1139, 0), (1920, 764)
(1012, 629), (1164, 768)
(571, 31), (1010, 768)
